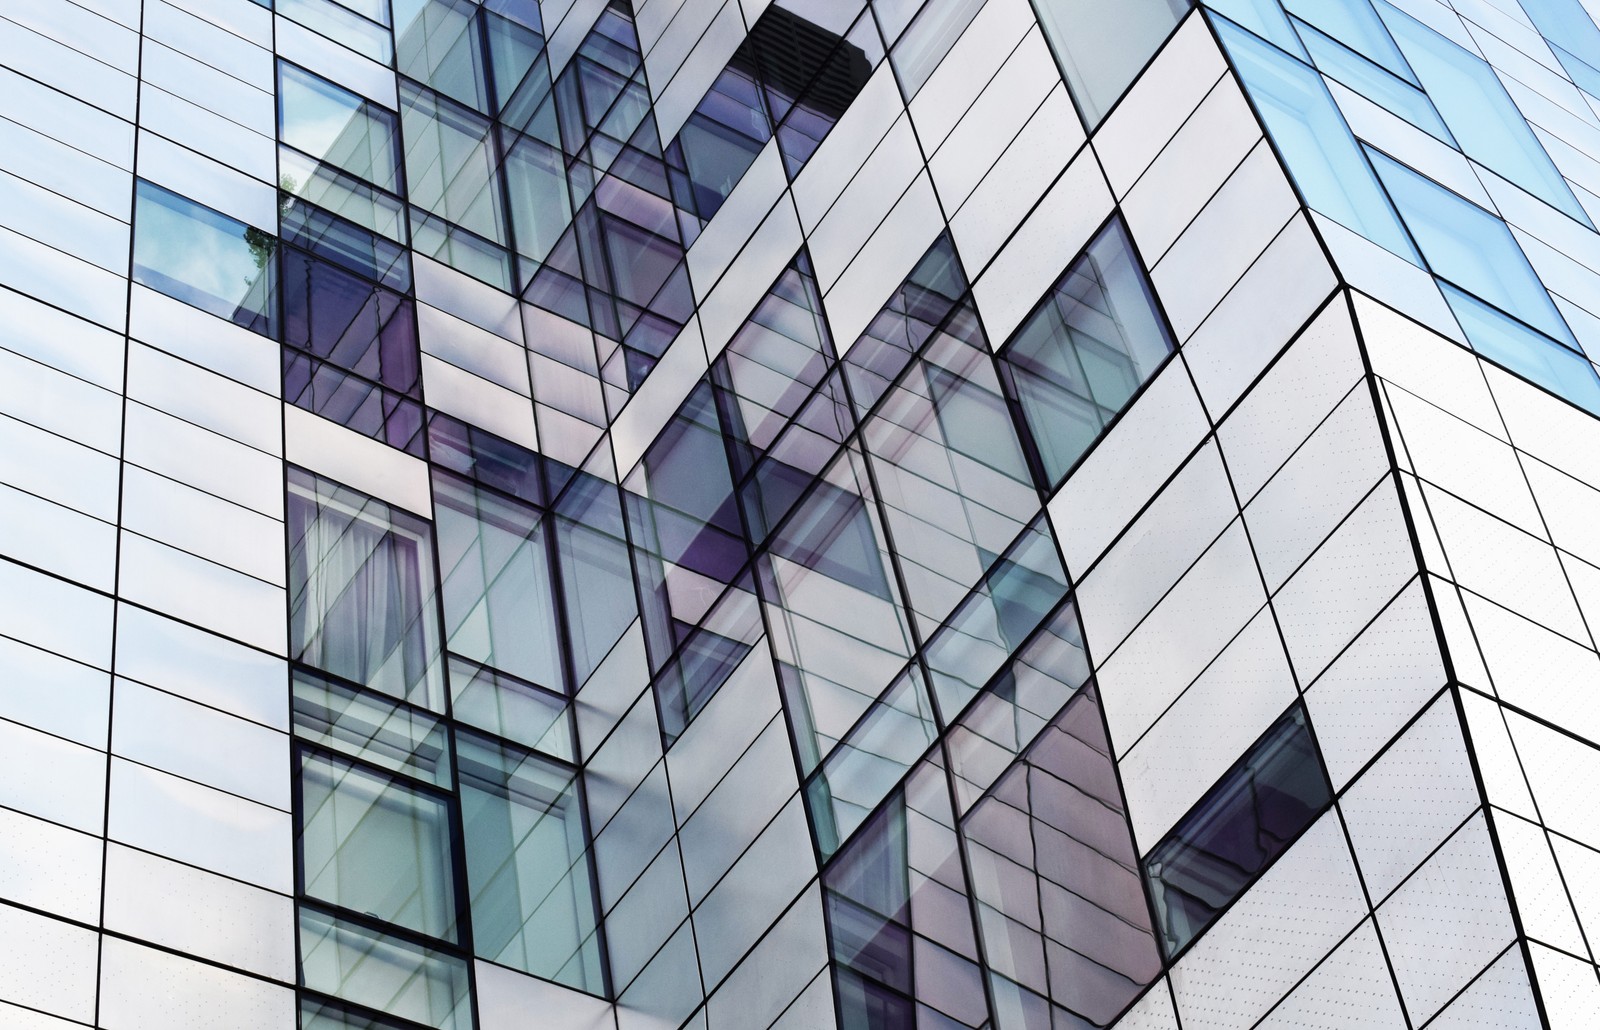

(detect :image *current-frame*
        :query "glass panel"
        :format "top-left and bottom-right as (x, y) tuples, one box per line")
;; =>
(282, 243), (420, 396)
(448, 656), (574, 761)
(1143, 703), (1332, 958)
(299, 908), (471, 1030)
(433, 470), (564, 692)
(293, 668), (452, 787)
(1215, 15), (1417, 260)
(1376, 0), (1591, 225)
(1368, 148), (1575, 347)
(131, 180), (275, 335)
(298, 750), (459, 941)
(279, 0), (395, 64)
(395, 0), (491, 112)
(999, 219), (1174, 487)
(1035, 0), (1188, 126)
(890, 0), (985, 98)
(457, 731), (605, 993)
(401, 83), (507, 245)
(1284, 0), (1412, 80)
(287, 468), (446, 710)
(1294, 20), (1453, 144)
(279, 63), (402, 194)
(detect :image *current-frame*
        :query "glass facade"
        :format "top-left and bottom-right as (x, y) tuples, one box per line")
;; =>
(4, 0), (1600, 1028)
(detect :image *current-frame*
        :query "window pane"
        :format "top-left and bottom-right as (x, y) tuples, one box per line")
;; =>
(457, 731), (605, 993)
(292, 668), (452, 788)
(999, 219), (1174, 486)
(1143, 704), (1332, 958)
(287, 469), (446, 710)
(1216, 15), (1416, 259)
(279, 62), (401, 194)
(1035, 0), (1187, 126)
(298, 750), (459, 942)
(299, 908), (471, 1030)
(132, 180), (276, 335)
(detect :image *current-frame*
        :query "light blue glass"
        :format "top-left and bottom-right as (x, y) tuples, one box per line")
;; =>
(1204, 0), (1308, 59)
(1521, 0), (1600, 80)
(131, 181), (277, 335)
(1551, 41), (1600, 101)
(1294, 20), (1453, 145)
(1442, 284), (1600, 415)
(1214, 17), (1417, 260)
(1283, 0), (1413, 82)
(1375, 1), (1592, 227)
(1368, 149), (1576, 349)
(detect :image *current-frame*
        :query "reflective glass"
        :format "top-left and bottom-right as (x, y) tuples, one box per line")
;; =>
(299, 908), (471, 1030)
(279, 63), (402, 195)
(1035, 0), (1188, 126)
(293, 668), (452, 787)
(448, 656), (574, 761)
(999, 219), (1174, 487)
(457, 731), (605, 992)
(279, 0), (395, 64)
(298, 749), (459, 942)
(1143, 703), (1332, 958)
(1294, 20), (1453, 144)
(1216, 15), (1417, 259)
(132, 180), (276, 335)
(1376, 0), (1591, 226)
(287, 468), (446, 710)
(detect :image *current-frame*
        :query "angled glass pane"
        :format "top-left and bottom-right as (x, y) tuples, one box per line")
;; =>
(449, 656), (574, 762)
(299, 908), (471, 1030)
(292, 668), (452, 788)
(279, 62), (402, 194)
(287, 469), (446, 710)
(1284, 0), (1412, 81)
(1368, 148), (1576, 348)
(298, 749), (459, 942)
(395, 0), (490, 112)
(132, 180), (276, 335)
(1294, 20), (1452, 144)
(279, 0), (395, 64)
(1035, 0), (1188, 126)
(1376, 0), (1590, 225)
(433, 470), (564, 692)
(457, 731), (605, 993)
(1143, 703), (1332, 958)
(1216, 15), (1417, 259)
(999, 219), (1173, 487)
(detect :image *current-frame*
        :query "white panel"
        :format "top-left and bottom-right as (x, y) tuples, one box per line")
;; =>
(103, 843), (295, 980)
(1171, 813), (1367, 1030)
(0, 806), (101, 924)
(478, 960), (616, 1030)
(0, 905), (97, 1024)
(824, 173), (945, 356)
(1551, 835), (1600, 959)
(1112, 980), (1180, 1030)
(950, 85), (1087, 273)
(418, 302), (532, 396)
(928, 28), (1061, 213)
(1340, 693), (1482, 901)
(666, 644), (779, 821)
(99, 935), (295, 1030)
(1491, 810), (1590, 957)
(611, 317), (707, 479)
(120, 466), (284, 586)
(906, 0), (1038, 152)
(1425, 484), (1587, 641)
(1076, 441), (1239, 658)
(1149, 141), (1299, 342)
(1387, 385), (1543, 537)
(970, 146), (1114, 346)
(1526, 942), (1600, 1030)
(1354, 293), (1505, 440)
(1507, 711), (1600, 850)
(1218, 297), (1365, 502)
(702, 195), (804, 359)
(1123, 76), (1261, 263)
(283, 405), (432, 517)
(1049, 360), (1209, 576)
(1303, 581), (1446, 790)
(273, 14), (395, 108)
(126, 340), (281, 453)
(644, 0), (737, 142)
(1179, 214), (1339, 417)
(702, 883), (827, 1030)
(1273, 481), (1417, 684)
(1524, 456), (1600, 568)
(1458, 689), (1538, 821)
(1463, 592), (1600, 746)
(1425, 945), (1541, 1030)
(1096, 521), (1266, 754)
(791, 64), (905, 234)
(1245, 384), (1390, 592)
(807, 115), (923, 294)
(0, 717), (105, 834)
(1122, 607), (1296, 851)
(692, 797), (812, 986)
(129, 285), (281, 396)
(687, 141), (786, 300)
(1378, 813), (1516, 1024)
(1257, 919), (1407, 1029)
(136, 130), (276, 229)
(117, 531), (285, 655)
(1094, 13), (1227, 195)
(421, 354), (540, 453)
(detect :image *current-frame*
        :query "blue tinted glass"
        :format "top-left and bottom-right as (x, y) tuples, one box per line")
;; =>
(1368, 149), (1575, 348)
(1294, 20), (1453, 144)
(1216, 16), (1418, 259)
(1204, 0), (1308, 58)
(1284, 0), (1412, 81)
(1376, 1), (1591, 226)
(1144, 704), (1331, 958)
(1521, 0), (1600, 76)
(1442, 284), (1600, 416)
(132, 180), (277, 335)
